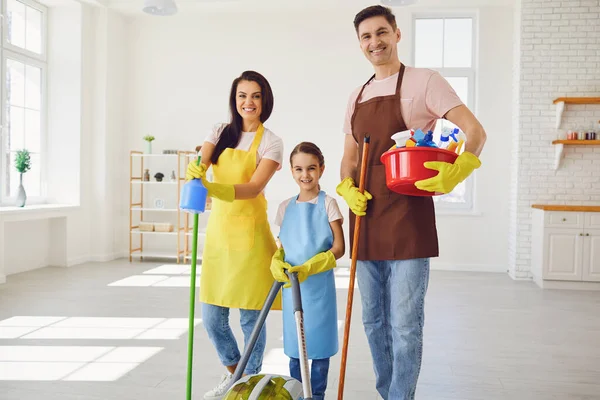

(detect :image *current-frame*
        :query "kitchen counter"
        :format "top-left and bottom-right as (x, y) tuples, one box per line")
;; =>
(531, 204), (600, 212)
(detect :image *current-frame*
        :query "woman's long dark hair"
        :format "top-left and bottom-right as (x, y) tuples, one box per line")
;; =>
(211, 71), (274, 165)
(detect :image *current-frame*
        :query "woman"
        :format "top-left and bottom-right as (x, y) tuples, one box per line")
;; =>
(186, 70), (283, 400)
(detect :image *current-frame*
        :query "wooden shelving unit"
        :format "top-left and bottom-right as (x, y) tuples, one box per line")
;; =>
(129, 150), (198, 263)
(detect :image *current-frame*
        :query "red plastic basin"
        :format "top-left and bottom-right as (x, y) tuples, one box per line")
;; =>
(380, 147), (458, 197)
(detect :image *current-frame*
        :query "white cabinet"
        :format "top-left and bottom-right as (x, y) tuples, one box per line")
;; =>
(582, 229), (600, 282)
(531, 209), (600, 289)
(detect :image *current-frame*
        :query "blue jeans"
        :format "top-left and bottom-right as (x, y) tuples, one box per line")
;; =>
(356, 258), (430, 400)
(201, 302), (266, 375)
(289, 357), (329, 400)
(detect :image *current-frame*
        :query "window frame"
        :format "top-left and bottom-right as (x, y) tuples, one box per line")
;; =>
(0, 0), (48, 206)
(412, 13), (478, 213)
(2, 0), (47, 62)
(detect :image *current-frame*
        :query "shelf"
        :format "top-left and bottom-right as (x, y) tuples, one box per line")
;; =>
(552, 140), (600, 145)
(131, 229), (178, 235)
(532, 204), (600, 212)
(131, 208), (178, 212)
(130, 150), (200, 264)
(552, 140), (600, 170)
(552, 97), (600, 105)
(553, 97), (600, 129)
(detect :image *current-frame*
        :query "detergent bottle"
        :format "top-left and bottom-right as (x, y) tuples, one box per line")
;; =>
(415, 130), (437, 148)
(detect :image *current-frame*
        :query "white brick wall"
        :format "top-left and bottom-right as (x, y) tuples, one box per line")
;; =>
(509, 0), (600, 278)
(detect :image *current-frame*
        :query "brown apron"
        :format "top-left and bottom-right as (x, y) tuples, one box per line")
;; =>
(349, 64), (439, 261)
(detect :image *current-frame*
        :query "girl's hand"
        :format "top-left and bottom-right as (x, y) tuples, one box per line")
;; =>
(270, 248), (291, 284)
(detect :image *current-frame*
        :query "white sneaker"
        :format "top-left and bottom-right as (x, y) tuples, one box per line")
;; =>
(204, 373), (233, 400)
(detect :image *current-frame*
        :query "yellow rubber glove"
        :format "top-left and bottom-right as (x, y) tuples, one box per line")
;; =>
(336, 177), (373, 217)
(270, 248), (291, 285)
(185, 161), (207, 181)
(287, 250), (336, 285)
(203, 179), (235, 202)
(414, 151), (481, 194)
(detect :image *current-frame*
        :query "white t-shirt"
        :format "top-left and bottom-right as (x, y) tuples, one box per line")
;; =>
(274, 194), (344, 227)
(205, 123), (284, 166)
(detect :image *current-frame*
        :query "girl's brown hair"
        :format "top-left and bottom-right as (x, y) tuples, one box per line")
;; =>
(289, 142), (325, 166)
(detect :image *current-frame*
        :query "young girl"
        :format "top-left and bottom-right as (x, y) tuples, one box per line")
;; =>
(270, 142), (345, 400)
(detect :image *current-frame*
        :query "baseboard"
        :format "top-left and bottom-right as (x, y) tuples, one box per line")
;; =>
(67, 251), (128, 267)
(67, 255), (90, 267)
(430, 262), (506, 273)
(336, 260), (506, 273)
(509, 270), (533, 281)
(89, 251), (128, 263)
(534, 278), (600, 291)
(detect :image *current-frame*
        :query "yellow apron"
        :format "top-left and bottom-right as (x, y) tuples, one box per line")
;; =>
(200, 124), (281, 310)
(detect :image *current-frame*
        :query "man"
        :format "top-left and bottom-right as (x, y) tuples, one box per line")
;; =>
(336, 5), (487, 400)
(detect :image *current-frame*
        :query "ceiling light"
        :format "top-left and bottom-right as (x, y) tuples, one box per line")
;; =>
(142, 0), (178, 16)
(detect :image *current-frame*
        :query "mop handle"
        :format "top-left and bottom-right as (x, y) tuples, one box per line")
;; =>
(289, 271), (312, 400)
(185, 154), (202, 400)
(230, 280), (283, 385)
(338, 134), (370, 400)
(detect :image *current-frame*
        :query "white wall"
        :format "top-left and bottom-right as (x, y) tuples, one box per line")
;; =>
(122, 5), (514, 271)
(509, 0), (600, 279)
(2, 4), (130, 278)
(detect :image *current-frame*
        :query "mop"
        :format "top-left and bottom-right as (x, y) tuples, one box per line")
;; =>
(222, 271), (310, 398)
(179, 155), (208, 400)
(337, 135), (370, 400)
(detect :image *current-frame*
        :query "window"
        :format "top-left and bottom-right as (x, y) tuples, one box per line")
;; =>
(1, 0), (47, 205)
(413, 15), (476, 210)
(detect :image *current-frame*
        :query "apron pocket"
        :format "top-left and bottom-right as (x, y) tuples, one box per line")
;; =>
(212, 215), (256, 252)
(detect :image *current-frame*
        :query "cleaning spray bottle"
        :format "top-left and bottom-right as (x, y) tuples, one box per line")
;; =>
(439, 128), (459, 149)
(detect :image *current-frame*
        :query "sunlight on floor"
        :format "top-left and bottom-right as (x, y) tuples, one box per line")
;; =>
(0, 316), (202, 340)
(0, 346), (162, 381)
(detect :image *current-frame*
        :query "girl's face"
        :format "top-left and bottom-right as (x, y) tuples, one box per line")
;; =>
(236, 80), (262, 128)
(291, 152), (324, 193)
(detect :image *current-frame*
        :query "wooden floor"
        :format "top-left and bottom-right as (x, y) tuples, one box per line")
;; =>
(0, 260), (599, 399)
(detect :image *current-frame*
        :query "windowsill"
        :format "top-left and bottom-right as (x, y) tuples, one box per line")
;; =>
(0, 203), (80, 221)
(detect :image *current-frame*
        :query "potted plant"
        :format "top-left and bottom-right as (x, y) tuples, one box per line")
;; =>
(14, 149), (31, 207)
(143, 135), (155, 154)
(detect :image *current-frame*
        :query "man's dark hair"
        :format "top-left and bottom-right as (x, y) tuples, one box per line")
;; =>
(353, 5), (397, 33)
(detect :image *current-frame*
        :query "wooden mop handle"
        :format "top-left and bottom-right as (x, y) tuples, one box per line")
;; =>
(337, 134), (370, 400)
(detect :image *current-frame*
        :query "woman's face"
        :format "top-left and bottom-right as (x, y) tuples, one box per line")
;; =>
(236, 80), (262, 128)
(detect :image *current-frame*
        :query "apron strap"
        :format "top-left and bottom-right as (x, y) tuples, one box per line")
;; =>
(249, 123), (265, 154)
(317, 190), (326, 208)
(395, 64), (406, 95)
(355, 74), (376, 109)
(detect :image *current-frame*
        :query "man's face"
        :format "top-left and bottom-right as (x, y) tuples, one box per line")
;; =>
(357, 16), (400, 66)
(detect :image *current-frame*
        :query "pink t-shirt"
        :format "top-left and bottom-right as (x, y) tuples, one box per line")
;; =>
(343, 67), (463, 136)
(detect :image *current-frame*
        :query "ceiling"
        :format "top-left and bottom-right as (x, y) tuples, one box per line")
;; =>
(95, 0), (516, 16)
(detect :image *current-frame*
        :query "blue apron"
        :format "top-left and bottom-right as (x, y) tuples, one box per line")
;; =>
(279, 191), (338, 360)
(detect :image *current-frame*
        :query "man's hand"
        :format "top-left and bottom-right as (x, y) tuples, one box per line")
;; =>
(414, 151), (481, 194)
(336, 177), (373, 216)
